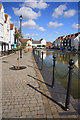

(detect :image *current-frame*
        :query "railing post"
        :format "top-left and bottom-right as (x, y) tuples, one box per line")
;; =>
(52, 55), (56, 87)
(65, 59), (74, 111)
(38, 51), (39, 63)
(41, 51), (43, 70)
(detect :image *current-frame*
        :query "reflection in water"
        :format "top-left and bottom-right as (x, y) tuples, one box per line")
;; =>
(38, 50), (80, 99)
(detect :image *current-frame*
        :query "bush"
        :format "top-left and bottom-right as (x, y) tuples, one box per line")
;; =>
(42, 45), (46, 47)
(37, 45), (41, 47)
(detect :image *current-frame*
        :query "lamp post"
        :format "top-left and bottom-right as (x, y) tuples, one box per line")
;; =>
(19, 15), (22, 58)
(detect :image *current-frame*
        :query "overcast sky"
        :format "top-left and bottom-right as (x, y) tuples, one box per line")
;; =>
(2, 1), (80, 42)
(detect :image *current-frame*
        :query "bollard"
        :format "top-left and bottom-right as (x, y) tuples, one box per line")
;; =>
(65, 59), (74, 111)
(41, 51), (43, 70)
(52, 55), (56, 87)
(38, 51), (39, 63)
(33, 49), (34, 55)
(20, 48), (22, 58)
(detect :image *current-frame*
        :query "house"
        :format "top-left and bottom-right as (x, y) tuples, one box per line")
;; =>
(20, 38), (46, 49)
(71, 33), (80, 50)
(3, 14), (10, 53)
(46, 42), (52, 49)
(54, 32), (80, 51)
(32, 38), (46, 48)
(20, 38), (32, 49)
(0, 4), (5, 56)
(9, 24), (15, 50)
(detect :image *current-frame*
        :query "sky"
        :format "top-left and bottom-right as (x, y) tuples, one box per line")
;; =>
(2, 1), (80, 42)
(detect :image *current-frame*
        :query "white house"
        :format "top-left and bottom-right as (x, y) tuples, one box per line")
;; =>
(73, 33), (80, 50)
(32, 38), (46, 48)
(4, 14), (10, 51)
(21, 38), (46, 49)
(0, 4), (4, 56)
(9, 24), (15, 50)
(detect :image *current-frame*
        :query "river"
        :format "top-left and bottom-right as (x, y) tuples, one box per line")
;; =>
(35, 49), (80, 99)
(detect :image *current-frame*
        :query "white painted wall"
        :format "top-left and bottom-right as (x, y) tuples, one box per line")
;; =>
(41, 39), (46, 46)
(0, 5), (4, 52)
(4, 15), (10, 45)
(9, 26), (15, 50)
(74, 34), (80, 50)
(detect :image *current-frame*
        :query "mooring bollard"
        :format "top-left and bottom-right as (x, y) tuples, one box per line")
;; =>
(52, 55), (56, 87)
(41, 51), (43, 70)
(20, 48), (22, 58)
(65, 59), (74, 111)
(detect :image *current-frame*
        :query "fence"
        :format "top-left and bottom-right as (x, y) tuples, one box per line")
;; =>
(33, 49), (76, 111)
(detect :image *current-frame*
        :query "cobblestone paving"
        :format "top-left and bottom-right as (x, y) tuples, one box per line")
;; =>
(2, 51), (45, 118)
(0, 59), (2, 119)
(1, 50), (79, 119)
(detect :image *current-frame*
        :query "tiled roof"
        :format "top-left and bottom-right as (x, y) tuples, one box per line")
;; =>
(15, 27), (17, 31)
(32, 41), (41, 44)
(4, 14), (8, 23)
(20, 39), (31, 43)
(10, 24), (14, 30)
(0, 4), (2, 11)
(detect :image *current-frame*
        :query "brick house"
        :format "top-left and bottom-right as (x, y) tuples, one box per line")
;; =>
(46, 42), (52, 49)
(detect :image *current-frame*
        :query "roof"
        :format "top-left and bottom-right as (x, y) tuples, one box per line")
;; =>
(4, 14), (8, 23)
(10, 24), (14, 30)
(39, 38), (43, 42)
(32, 41), (41, 44)
(20, 39), (31, 43)
(15, 27), (17, 31)
(0, 4), (2, 11)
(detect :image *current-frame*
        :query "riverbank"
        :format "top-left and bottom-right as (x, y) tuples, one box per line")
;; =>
(33, 51), (79, 117)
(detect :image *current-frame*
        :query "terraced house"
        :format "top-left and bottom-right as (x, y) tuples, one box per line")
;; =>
(54, 32), (80, 51)
(0, 4), (4, 56)
(0, 4), (16, 56)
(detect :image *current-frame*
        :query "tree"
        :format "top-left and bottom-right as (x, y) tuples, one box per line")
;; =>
(14, 29), (23, 69)
(22, 41), (27, 49)
(14, 29), (23, 48)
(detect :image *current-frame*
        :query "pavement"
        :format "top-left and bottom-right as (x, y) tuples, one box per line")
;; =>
(0, 50), (79, 119)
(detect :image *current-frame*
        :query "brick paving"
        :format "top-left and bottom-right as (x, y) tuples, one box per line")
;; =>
(1, 50), (79, 119)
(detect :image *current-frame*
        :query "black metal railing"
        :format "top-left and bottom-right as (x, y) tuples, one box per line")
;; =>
(33, 49), (75, 111)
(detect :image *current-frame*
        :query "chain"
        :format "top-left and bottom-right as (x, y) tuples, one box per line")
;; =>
(73, 70), (80, 79)
(55, 68), (69, 79)
(43, 61), (53, 68)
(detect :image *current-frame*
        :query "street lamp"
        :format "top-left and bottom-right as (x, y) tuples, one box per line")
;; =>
(19, 15), (22, 33)
(19, 15), (22, 58)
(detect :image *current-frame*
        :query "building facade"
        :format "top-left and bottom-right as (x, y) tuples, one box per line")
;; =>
(20, 38), (46, 49)
(9, 24), (15, 50)
(54, 32), (80, 51)
(0, 4), (4, 56)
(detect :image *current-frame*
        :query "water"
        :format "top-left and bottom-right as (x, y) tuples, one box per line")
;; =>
(35, 50), (80, 99)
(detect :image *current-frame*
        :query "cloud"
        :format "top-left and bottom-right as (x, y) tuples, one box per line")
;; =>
(22, 19), (38, 29)
(48, 22), (63, 28)
(22, 20), (46, 31)
(32, 34), (39, 36)
(20, 0), (49, 9)
(12, 7), (41, 20)
(38, 27), (46, 31)
(52, 4), (67, 18)
(64, 9), (76, 17)
(72, 23), (80, 29)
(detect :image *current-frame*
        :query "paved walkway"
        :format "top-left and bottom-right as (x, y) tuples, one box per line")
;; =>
(1, 50), (79, 119)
